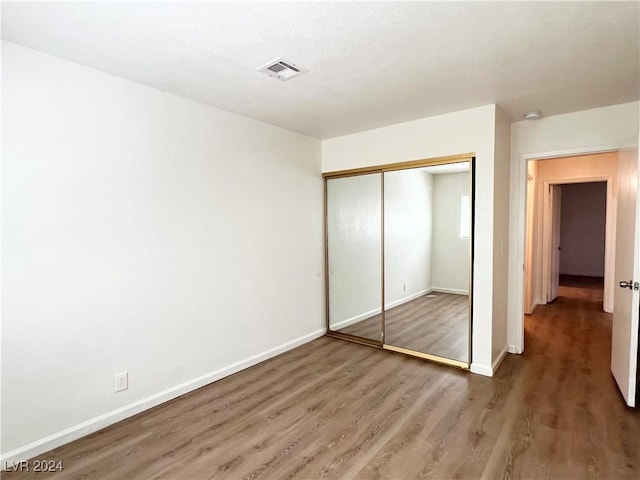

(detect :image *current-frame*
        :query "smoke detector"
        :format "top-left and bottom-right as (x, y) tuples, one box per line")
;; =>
(258, 58), (308, 81)
(524, 110), (543, 120)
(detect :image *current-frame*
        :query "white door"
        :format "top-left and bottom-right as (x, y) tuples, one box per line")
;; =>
(611, 131), (640, 407)
(548, 185), (562, 302)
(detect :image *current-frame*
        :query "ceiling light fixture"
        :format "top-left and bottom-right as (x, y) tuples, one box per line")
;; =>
(258, 58), (308, 81)
(524, 110), (543, 120)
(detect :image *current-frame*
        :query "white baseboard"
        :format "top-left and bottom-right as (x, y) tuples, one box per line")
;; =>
(507, 344), (522, 354)
(470, 346), (515, 377)
(330, 307), (381, 330)
(331, 288), (469, 331)
(470, 346), (508, 378)
(0, 328), (326, 466)
(492, 346), (508, 373)
(330, 288), (433, 330)
(560, 271), (604, 278)
(524, 303), (536, 315)
(384, 288), (431, 310)
(470, 363), (493, 377)
(430, 287), (469, 295)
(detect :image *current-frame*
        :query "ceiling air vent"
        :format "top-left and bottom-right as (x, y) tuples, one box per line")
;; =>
(258, 58), (308, 81)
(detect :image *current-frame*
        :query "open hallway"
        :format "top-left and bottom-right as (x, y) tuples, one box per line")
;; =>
(4, 283), (639, 480)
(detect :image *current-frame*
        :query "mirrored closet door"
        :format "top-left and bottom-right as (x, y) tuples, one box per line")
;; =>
(326, 173), (383, 344)
(325, 155), (474, 368)
(383, 163), (471, 365)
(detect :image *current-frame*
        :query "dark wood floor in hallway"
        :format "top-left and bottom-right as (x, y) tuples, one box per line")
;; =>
(5, 281), (639, 480)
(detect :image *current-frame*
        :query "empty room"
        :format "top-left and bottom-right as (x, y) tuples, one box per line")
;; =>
(2, 2), (640, 479)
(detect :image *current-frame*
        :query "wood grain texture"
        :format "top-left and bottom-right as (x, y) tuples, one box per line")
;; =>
(4, 281), (639, 479)
(336, 293), (468, 361)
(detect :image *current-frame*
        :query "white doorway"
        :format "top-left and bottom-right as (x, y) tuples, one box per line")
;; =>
(542, 181), (609, 307)
(545, 184), (562, 303)
(524, 152), (618, 317)
(517, 144), (640, 407)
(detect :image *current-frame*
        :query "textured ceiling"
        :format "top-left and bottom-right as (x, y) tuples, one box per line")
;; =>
(2, 1), (639, 139)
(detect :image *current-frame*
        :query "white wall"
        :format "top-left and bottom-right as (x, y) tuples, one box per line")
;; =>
(508, 101), (640, 352)
(491, 106), (511, 365)
(431, 172), (469, 293)
(384, 169), (432, 306)
(2, 43), (324, 461)
(322, 104), (501, 376)
(560, 182), (607, 277)
(327, 174), (382, 328)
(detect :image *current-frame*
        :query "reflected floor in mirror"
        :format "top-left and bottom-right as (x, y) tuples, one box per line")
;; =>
(336, 292), (468, 361)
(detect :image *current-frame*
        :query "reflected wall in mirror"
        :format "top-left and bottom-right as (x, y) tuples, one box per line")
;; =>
(383, 162), (470, 363)
(327, 173), (382, 343)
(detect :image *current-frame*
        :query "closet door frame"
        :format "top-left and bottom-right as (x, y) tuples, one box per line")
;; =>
(324, 153), (475, 370)
(324, 171), (384, 348)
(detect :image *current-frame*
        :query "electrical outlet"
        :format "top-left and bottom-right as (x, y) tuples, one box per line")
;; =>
(114, 371), (128, 393)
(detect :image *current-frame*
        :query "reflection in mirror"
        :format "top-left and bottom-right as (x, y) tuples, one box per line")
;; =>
(327, 173), (382, 342)
(384, 162), (470, 362)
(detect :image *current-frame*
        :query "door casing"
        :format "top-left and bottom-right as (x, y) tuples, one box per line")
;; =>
(512, 144), (621, 354)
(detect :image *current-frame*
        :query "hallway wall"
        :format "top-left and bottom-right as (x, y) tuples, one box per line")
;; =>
(559, 182), (607, 277)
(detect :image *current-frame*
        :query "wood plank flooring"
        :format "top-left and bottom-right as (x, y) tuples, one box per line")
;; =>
(4, 283), (639, 479)
(336, 292), (468, 361)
